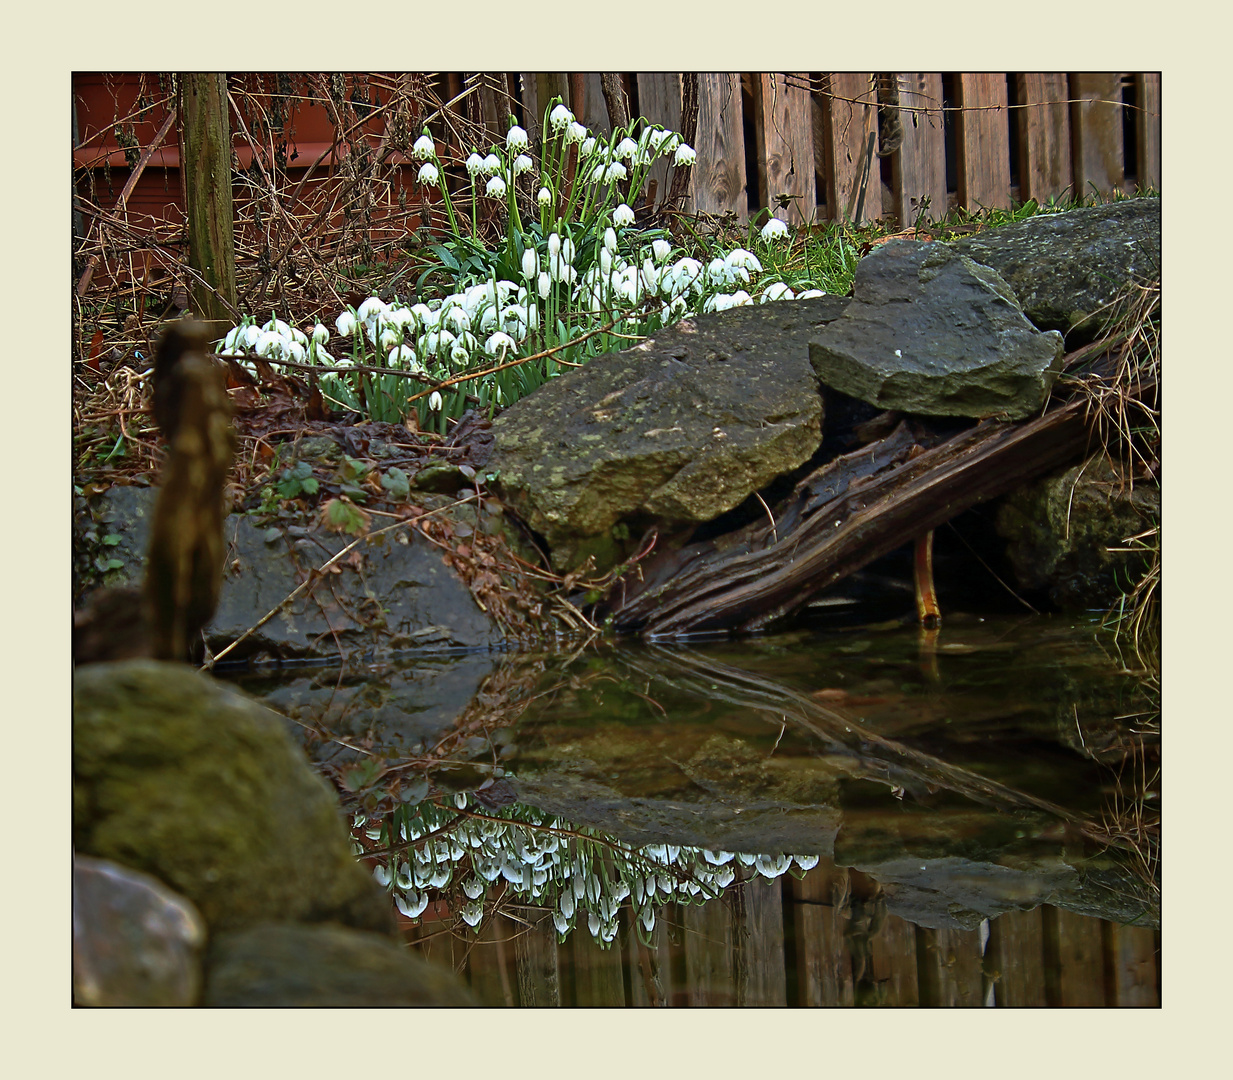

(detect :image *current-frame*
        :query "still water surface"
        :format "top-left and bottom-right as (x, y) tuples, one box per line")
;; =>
(225, 611), (1159, 1006)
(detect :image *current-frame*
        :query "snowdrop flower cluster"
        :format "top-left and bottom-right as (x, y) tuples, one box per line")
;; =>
(355, 799), (822, 948)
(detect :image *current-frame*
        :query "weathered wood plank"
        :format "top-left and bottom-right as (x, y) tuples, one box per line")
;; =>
(736, 875), (788, 1004)
(683, 893), (737, 1004)
(916, 925), (986, 1006)
(574, 73), (611, 136)
(571, 924), (626, 1005)
(1106, 922), (1159, 1005)
(989, 907), (1047, 1005)
(689, 73), (746, 221)
(791, 861), (855, 1005)
(891, 72), (948, 226)
(513, 907), (561, 1006)
(869, 912), (920, 1005)
(956, 73), (1012, 211)
(1017, 73), (1073, 203)
(1135, 73), (1161, 191)
(819, 72), (880, 222)
(1070, 72), (1125, 196)
(1049, 906), (1107, 1005)
(466, 911), (517, 1005)
(754, 73), (814, 226)
(637, 72), (683, 207)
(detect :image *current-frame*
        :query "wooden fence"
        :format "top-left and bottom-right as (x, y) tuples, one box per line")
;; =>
(72, 72), (1161, 291)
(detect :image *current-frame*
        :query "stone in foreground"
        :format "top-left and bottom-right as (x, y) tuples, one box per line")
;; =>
(809, 241), (1065, 420)
(73, 855), (207, 1006)
(947, 198), (1160, 343)
(489, 297), (849, 573)
(204, 923), (477, 1006)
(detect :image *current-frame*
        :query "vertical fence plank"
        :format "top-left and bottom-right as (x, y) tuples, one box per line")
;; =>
(571, 928), (626, 1006)
(1050, 907), (1107, 1005)
(1106, 923), (1159, 1005)
(791, 862), (855, 1006)
(574, 73), (611, 136)
(869, 912), (920, 1005)
(956, 73), (1012, 211)
(1135, 73), (1161, 191)
(916, 925), (985, 1006)
(989, 907), (1047, 1005)
(637, 73), (683, 206)
(754, 73), (814, 226)
(683, 894), (737, 1004)
(1070, 72), (1125, 197)
(819, 73), (880, 223)
(891, 72), (947, 226)
(735, 876), (788, 1005)
(513, 908), (561, 1006)
(1017, 73), (1073, 203)
(688, 73), (747, 221)
(519, 73), (541, 145)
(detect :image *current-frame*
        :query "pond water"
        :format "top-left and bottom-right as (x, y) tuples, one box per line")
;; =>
(222, 610), (1159, 1007)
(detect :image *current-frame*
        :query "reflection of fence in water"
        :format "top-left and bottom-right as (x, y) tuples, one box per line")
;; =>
(417, 855), (1160, 1006)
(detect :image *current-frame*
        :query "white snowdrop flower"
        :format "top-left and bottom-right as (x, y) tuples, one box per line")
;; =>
(547, 231), (561, 258)
(450, 341), (471, 365)
(485, 174), (507, 199)
(373, 864), (392, 886)
(549, 103), (574, 131)
(644, 844), (668, 864)
(332, 356), (354, 369)
(395, 891), (429, 919)
(565, 120), (587, 145)
(537, 186), (552, 207)
(395, 863), (414, 890)
(761, 217), (790, 242)
(730, 289), (753, 306)
(671, 257), (704, 295)
(725, 247), (762, 273)
(513, 153), (534, 175)
(589, 163), (606, 183)
(379, 325), (402, 352)
(615, 136), (639, 160)
(793, 854), (821, 870)
(604, 161), (628, 182)
(290, 327), (309, 348)
(430, 865), (451, 889)
(641, 906), (656, 933)
(256, 330), (285, 359)
(559, 889), (576, 921)
(761, 282), (795, 303)
(703, 849), (735, 866)
(640, 257), (659, 293)
(553, 910), (570, 935)
(651, 238), (673, 263)
(387, 306), (418, 332)
(429, 391), (443, 411)
(537, 270), (552, 300)
(417, 161), (439, 186)
(453, 791), (469, 810)
(441, 306), (471, 334)
(613, 202), (635, 227)
(412, 133), (436, 160)
(356, 296), (387, 322)
(364, 825), (383, 841)
(240, 324), (262, 349)
(597, 229), (614, 258)
(221, 325), (243, 353)
(650, 127), (676, 152)
(559, 236), (576, 264)
(286, 340), (306, 363)
(465, 151), (485, 178)
(797, 289), (827, 299)
(485, 331), (516, 357)
(521, 247), (540, 280)
(462, 876), (486, 900)
(714, 865), (736, 888)
(580, 136), (597, 156)
(666, 845), (681, 862)
(506, 125), (529, 153)
(460, 900), (484, 928)
(612, 880), (631, 902)
(475, 857), (501, 882)
(673, 142), (696, 166)
(599, 246), (613, 277)
(263, 316), (292, 337)
(411, 302), (436, 330)
(482, 152), (502, 175)
(311, 322), (330, 345)
(587, 911), (601, 936)
(736, 852), (757, 867)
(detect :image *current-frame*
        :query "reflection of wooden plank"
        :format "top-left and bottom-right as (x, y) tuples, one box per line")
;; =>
(572, 924), (626, 1005)
(869, 912), (919, 1005)
(1050, 907), (1106, 1005)
(683, 893), (737, 1004)
(513, 908), (561, 1006)
(1070, 72), (1125, 196)
(819, 72), (880, 222)
(917, 926), (985, 1005)
(956, 73), (1011, 211)
(737, 875), (788, 1004)
(892, 73), (947, 226)
(792, 862), (854, 1005)
(1017, 73), (1072, 203)
(637, 73), (683, 207)
(689, 73), (746, 220)
(755, 73), (814, 226)
(989, 907), (1047, 1005)
(466, 912), (516, 1006)
(1107, 922), (1159, 1005)
(1135, 73), (1161, 191)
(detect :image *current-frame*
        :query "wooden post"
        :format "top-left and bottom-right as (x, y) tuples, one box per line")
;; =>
(637, 72), (683, 206)
(1106, 922), (1159, 1005)
(916, 926), (985, 1006)
(891, 72), (948, 227)
(1135, 72), (1161, 192)
(683, 892), (737, 1004)
(819, 73), (880, 223)
(513, 908), (561, 1006)
(987, 907), (1047, 1005)
(791, 861), (855, 1005)
(955, 73), (1012, 212)
(753, 73), (814, 226)
(1070, 72), (1125, 197)
(179, 73), (237, 336)
(689, 73), (747, 221)
(1048, 907), (1107, 1005)
(571, 924), (626, 1005)
(1017, 73), (1073, 204)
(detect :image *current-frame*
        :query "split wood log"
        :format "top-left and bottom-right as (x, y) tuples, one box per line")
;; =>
(601, 395), (1099, 637)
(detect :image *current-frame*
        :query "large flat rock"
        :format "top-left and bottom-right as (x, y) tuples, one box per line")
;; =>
(809, 240), (1065, 419)
(947, 198), (1160, 343)
(488, 297), (849, 573)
